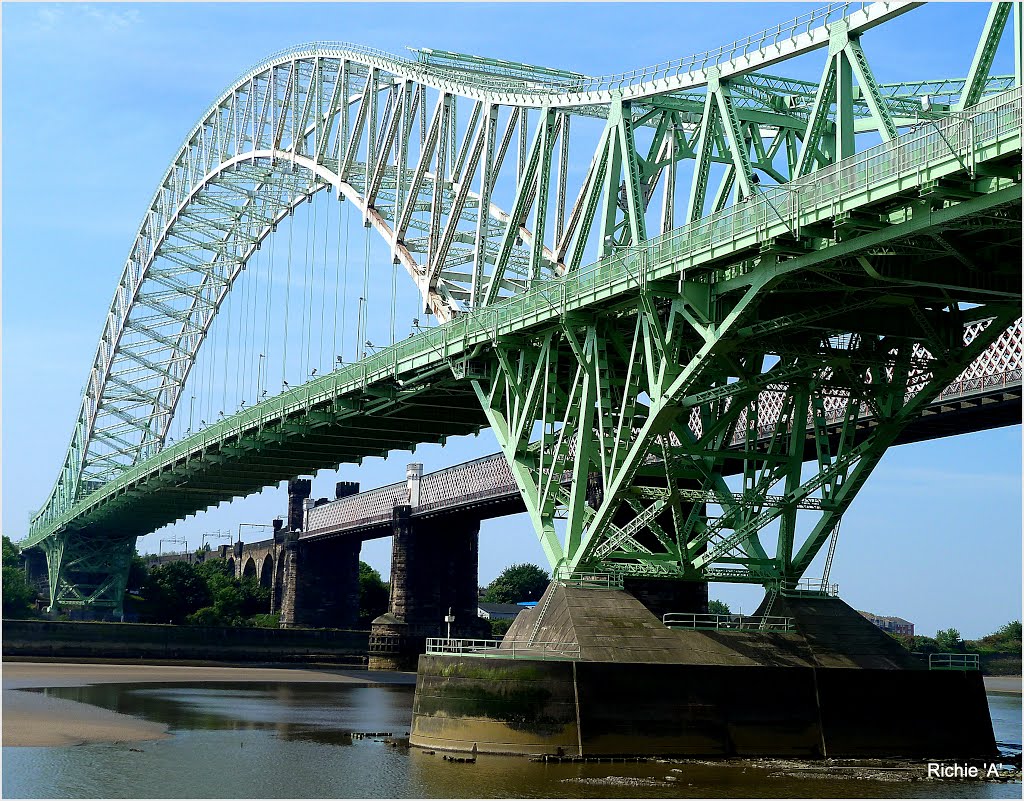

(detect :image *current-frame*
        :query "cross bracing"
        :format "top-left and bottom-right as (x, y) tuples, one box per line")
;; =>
(24, 2), (1023, 611)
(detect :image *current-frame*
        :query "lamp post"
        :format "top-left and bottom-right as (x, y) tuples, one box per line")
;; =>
(444, 607), (455, 641)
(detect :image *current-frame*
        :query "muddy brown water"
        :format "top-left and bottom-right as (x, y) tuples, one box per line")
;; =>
(2, 681), (1020, 798)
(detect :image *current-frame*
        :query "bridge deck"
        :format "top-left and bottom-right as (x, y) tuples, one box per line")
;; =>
(25, 88), (1023, 548)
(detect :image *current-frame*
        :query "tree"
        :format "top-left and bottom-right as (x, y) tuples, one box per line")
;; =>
(2, 537), (36, 618)
(483, 563), (549, 604)
(139, 562), (212, 624)
(489, 617), (516, 637)
(358, 561), (389, 628)
(3, 566), (36, 618)
(935, 628), (964, 652)
(126, 555), (149, 593)
(708, 599), (731, 615)
(2, 536), (21, 569)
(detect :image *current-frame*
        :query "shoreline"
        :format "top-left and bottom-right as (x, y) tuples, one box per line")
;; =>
(1, 660), (416, 748)
(984, 676), (1022, 695)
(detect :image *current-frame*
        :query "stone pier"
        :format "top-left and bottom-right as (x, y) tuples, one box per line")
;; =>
(369, 464), (488, 669)
(279, 478), (363, 629)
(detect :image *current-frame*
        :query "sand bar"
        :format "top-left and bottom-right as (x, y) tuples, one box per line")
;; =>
(2, 660), (416, 747)
(984, 676), (1022, 695)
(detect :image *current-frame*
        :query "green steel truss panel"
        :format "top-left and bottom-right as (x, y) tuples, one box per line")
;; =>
(24, 2), (1024, 608)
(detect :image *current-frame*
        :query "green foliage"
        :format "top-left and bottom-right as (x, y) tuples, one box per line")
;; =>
(708, 599), (731, 615)
(2, 536), (21, 569)
(935, 627), (964, 652)
(489, 617), (514, 637)
(3, 565), (37, 618)
(140, 557), (274, 627)
(483, 563), (549, 604)
(249, 613), (281, 629)
(358, 561), (389, 628)
(2, 537), (37, 618)
(139, 562), (213, 624)
(127, 555), (149, 593)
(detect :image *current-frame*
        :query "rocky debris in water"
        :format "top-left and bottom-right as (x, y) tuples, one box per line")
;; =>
(442, 754), (476, 763)
(537, 754), (649, 764)
(562, 777), (671, 788)
(351, 731), (394, 740)
(128, 748), (144, 753)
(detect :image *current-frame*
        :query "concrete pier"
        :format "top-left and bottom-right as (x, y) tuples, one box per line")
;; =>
(410, 581), (997, 758)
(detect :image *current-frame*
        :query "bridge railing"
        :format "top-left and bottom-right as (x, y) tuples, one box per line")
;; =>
(663, 612), (796, 632)
(781, 578), (840, 597)
(557, 572), (625, 589)
(928, 653), (980, 671)
(425, 638), (581, 660)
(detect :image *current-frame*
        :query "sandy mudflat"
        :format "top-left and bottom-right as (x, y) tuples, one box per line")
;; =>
(984, 676), (1022, 695)
(2, 688), (171, 747)
(1, 661), (416, 747)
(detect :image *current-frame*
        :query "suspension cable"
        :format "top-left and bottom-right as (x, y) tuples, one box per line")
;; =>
(281, 209), (295, 387)
(320, 191), (330, 373)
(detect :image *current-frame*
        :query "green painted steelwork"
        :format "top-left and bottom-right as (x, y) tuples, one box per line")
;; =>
(24, 2), (1023, 613)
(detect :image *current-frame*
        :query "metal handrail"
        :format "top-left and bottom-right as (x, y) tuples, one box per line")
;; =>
(782, 578), (840, 596)
(929, 652), (980, 671)
(663, 612), (795, 631)
(425, 638), (581, 660)
(557, 572), (625, 589)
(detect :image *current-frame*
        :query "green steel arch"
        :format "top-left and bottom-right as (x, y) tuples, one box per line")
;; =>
(25, 0), (1023, 613)
(36, 1), (940, 537)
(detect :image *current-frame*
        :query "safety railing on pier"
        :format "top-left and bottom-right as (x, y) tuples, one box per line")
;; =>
(928, 653), (980, 671)
(663, 612), (796, 632)
(781, 578), (840, 597)
(425, 638), (581, 660)
(556, 572), (625, 589)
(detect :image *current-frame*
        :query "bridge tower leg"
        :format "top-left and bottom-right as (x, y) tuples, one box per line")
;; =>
(40, 532), (134, 619)
(369, 505), (489, 671)
(279, 478), (362, 629)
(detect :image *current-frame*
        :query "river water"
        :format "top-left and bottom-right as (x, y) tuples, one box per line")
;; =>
(3, 681), (1020, 798)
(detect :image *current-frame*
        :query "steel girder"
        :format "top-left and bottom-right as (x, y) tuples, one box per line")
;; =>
(42, 532), (134, 614)
(26, 3), (1023, 607)
(33, 2), (947, 539)
(473, 238), (1020, 584)
(27, 83), (1021, 551)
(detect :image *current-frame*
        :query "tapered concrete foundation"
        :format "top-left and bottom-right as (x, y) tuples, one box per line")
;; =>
(410, 582), (996, 757)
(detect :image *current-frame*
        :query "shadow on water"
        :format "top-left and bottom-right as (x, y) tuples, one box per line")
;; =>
(29, 682), (414, 746)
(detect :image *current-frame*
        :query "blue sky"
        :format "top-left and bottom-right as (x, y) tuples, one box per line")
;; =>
(2, 2), (1019, 638)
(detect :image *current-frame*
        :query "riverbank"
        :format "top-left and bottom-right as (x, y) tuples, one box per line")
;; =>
(2, 661), (416, 747)
(985, 676), (1022, 695)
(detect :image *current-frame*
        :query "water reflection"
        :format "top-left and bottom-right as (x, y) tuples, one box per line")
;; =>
(33, 682), (412, 746)
(3, 683), (1020, 799)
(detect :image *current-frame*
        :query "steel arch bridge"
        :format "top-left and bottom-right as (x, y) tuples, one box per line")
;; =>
(23, 1), (1023, 614)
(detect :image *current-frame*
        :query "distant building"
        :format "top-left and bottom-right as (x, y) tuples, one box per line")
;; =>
(477, 602), (525, 621)
(859, 610), (915, 637)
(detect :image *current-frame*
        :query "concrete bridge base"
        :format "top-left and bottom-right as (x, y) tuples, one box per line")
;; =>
(409, 582), (996, 758)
